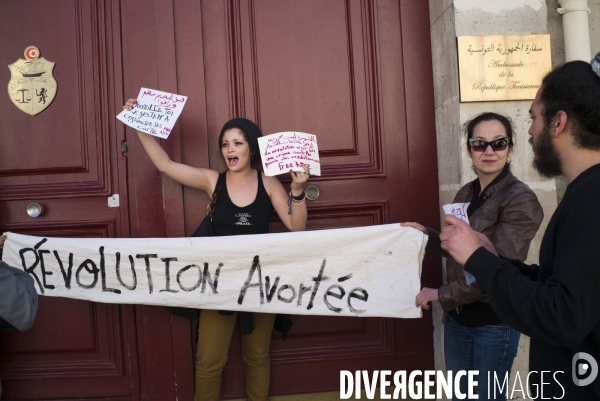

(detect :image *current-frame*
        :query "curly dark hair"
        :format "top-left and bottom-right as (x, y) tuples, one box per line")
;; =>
(539, 60), (600, 150)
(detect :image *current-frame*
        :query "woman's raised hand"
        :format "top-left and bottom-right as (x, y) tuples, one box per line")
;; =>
(400, 222), (427, 234)
(123, 98), (137, 111)
(290, 165), (310, 195)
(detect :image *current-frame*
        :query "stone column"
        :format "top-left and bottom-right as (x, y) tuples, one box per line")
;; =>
(428, 1), (560, 399)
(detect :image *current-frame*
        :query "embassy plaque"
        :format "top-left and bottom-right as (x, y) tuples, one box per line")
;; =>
(457, 34), (551, 102)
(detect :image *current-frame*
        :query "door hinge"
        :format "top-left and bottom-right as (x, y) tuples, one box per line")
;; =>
(121, 140), (128, 156)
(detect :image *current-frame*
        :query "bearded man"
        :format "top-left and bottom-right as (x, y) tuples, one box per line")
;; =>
(440, 53), (600, 399)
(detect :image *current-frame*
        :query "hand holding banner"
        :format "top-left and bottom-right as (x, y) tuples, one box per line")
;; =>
(116, 87), (187, 139)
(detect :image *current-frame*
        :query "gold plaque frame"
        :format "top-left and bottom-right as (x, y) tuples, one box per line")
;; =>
(457, 34), (551, 102)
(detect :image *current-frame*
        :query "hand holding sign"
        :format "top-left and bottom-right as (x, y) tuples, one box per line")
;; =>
(442, 202), (476, 284)
(258, 132), (321, 176)
(442, 202), (470, 224)
(117, 88), (187, 139)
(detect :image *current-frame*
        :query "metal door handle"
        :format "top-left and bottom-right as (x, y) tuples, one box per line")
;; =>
(305, 186), (319, 201)
(27, 203), (44, 217)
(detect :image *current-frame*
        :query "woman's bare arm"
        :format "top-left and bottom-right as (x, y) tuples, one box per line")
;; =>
(264, 169), (309, 232)
(124, 98), (218, 194)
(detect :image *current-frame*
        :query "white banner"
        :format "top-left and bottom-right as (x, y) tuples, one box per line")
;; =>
(2, 225), (426, 318)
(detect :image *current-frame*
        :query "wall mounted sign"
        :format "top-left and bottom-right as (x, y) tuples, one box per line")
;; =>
(457, 34), (551, 102)
(8, 46), (57, 115)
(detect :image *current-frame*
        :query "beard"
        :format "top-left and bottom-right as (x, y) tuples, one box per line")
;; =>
(530, 123), (563, 178)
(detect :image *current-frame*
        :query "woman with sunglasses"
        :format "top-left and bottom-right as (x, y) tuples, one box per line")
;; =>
(124, 99), (310, 401)
(403, 112), (543, 401)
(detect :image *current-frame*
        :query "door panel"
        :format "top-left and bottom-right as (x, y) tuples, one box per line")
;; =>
(0, 0), (111, 200)
(0, 218), (138, 400)
(0, 1), (143, 400)
(181, 0), (440, 397)
(238, 0), (383, 175)
(208, 0), (385, 179)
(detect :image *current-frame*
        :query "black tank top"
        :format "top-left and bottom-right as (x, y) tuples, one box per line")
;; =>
(212, 170), (273, 237)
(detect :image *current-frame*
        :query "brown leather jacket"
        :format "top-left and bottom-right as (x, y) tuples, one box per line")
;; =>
(426, 170), (543, 312)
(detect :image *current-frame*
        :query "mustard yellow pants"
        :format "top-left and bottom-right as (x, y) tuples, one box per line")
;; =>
(194, 310), (276, 401)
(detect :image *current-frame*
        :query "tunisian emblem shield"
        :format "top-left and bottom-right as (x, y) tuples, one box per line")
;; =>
(8, 46), (57, 115)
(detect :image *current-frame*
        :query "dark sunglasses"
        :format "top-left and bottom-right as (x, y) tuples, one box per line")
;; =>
(468, 137), (510, 152)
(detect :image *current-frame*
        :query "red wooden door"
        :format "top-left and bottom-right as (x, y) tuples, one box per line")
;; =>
(0, 1), (136, 399)
(0, 1), (194, 400)
(165, 0), (440, 397)
(0, 0), (440, 399)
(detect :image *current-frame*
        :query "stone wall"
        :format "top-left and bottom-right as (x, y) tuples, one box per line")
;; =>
(426, 0), (600, 398)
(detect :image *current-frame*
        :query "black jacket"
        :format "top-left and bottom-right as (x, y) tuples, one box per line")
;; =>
(465, 164), (600, 399)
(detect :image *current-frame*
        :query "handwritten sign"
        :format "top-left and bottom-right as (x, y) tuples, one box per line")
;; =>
(442, 203), (475, 284)
(258, 132), (321, 177)
(457, 34), (551, 102)
(442, 203), (470, 225)
(2, 225), (427, 318)
(116, 87), (187, 139)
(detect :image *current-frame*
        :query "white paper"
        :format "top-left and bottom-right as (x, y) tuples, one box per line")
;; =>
(442, 202), (470, 225)
(3, 225), (427, 318)
(258, 132), (321, 176)
(442, 202), (476, 284)
(116, 87), (187, 139)
(464, 269), (477, 285)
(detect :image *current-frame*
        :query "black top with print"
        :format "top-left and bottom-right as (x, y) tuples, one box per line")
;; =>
(212, 170), (273, 237)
